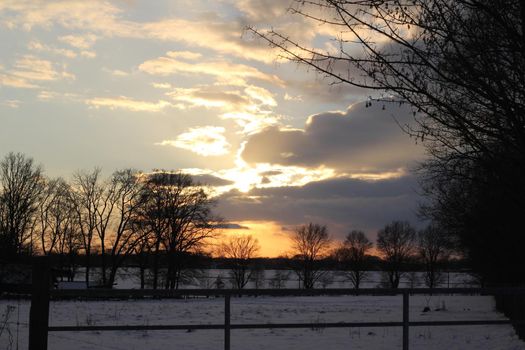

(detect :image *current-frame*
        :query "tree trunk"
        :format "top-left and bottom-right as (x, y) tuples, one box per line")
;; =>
(152, 242), (160, 290)
(140, 265), (145, 289)
(85, 252), (90, 286)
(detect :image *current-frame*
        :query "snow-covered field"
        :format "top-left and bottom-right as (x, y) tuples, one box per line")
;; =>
(1, 294), (524, 350)
(108, 268), (479, 289)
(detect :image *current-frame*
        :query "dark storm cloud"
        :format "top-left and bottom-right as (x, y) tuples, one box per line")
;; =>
(241, 101), (424, 173)
(216, 175), (423, 240)
(213, 223), (250, 229)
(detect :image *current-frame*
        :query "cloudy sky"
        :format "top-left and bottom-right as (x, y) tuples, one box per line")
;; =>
(0, 0), (425, 256)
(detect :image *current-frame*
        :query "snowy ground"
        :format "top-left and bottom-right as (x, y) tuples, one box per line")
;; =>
(107, 268), (479, 289)
(1, 294), (524, 350)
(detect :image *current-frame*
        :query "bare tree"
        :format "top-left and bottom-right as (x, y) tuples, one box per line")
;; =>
(376, 221), (416, 288)
(135, 173), (169, 289)
(249, 0), (525, 285)
(290, 223), (331, 289)
(250, 265), (265, 289)
(140, 172), (218, 289)
(0, 152), (43, 259)
(34, 178), (74, 256)
(418, 225), (451, 288)
(92, 175), (119, 286)
(105, 169), (148, 288)
(55, 209), (82, 282)
(131, 233), (153, 289)
(269, 270), (290, 289)
(34, 178), (59, 256)
(69, 169), (148, 287)
(219, 234), (260, 290)
(71, 168), (103, 286)
(334, 230), (373, 289)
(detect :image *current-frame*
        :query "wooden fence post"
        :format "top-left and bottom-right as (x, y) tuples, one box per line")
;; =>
(28, 256), (50, 350)
(224, 294), (231, 350)
(403, 290), (409, 350)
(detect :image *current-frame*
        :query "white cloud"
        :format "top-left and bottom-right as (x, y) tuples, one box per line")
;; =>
(13, 55), (61, 81)
(245, 85), (276, 107)
(28, 40), (77, 58)
(0, 2), (280, 62)
(80, 50), (96, 58)
(220, 111), (279, 135)
(37, 90), (80, 101)
(139, 54), (284, 86)
(167, 87), (249, 109)
(0, 1), (355, 65)
(164, 84), (281, 134)
(1, 99), (21, 108)
(85, 96), (171, 112)
(166, 51), (202, 60)
(284, 93), (303, 101)
(142, 18), (282, 63)
(157, 126), (231, 156)
(58, 34), (97, 49)
(151, 82), (172, 89)
(0, 55), (74, 88)
(102, 68), (129, 77)
(0, 73), (38, 88)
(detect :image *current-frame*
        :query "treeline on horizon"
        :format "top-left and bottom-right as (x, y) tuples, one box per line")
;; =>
(3, 249), (468, 290)
(0, 152), (459, 290)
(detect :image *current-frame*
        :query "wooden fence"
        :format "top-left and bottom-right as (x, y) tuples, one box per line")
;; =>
(22, 257), (525, 350)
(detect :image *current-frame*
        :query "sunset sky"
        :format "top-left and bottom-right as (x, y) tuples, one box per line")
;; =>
(0, 0), (425, 256)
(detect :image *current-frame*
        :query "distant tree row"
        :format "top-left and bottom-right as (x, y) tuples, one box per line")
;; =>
(219, 221), (453, 290)
(0, 152), (454, 290)
(0, 152), (218, 289)
(282, 221), (452, 289)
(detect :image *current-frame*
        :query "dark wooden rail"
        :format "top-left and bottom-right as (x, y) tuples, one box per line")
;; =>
(25, 257), (525, 350)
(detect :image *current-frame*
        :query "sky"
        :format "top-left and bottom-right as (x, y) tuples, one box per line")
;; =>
(0, 0), (426, 257)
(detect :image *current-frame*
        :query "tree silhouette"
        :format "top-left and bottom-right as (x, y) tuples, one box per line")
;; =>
(290, 222), (331, 289)
(376, 221), (416, 288)
(249, 0), (525, 285)
(105, 169), (148, 288)
(71, 168), (103, 286)
(219, 234), (260, 290)
(0, 152), (43, 259)
(418, 224), (451, 288)
(334, 230), (373, 289)
(139, 172), (218, 290)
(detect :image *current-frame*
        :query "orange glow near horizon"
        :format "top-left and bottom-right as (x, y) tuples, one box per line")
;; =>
(219, 221), (294, 258)
(216, 220), (384, 258)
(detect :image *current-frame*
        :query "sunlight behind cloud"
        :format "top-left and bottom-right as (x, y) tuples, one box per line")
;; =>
(216, 153), (337, 193)
(157, 126), (231, 157)
(220, 111), (279, 135)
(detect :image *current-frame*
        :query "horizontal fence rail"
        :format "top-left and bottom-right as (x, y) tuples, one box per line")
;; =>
(32, 287), (525, 350)
(48, 287), (525, 298)
(22, 257), (525, 350)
